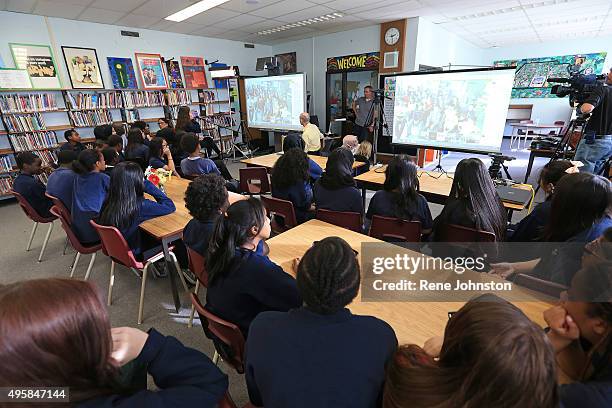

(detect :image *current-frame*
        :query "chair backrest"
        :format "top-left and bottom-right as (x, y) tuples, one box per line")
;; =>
(45, 192), (71, 221)
(369, 215), (422, 242)
(187, 246), (208, 287)
(89, 220), (141, 268)
(11, 190), (56, 223)
(51, 206), (100, 253)
(513, 273), (568, 298)
(438, 224), (496, 243)
(316, 209), (362, 232)
(239, 166), (270, 194)
(190, 293), (245, 374)
(261, 196), (298, 229)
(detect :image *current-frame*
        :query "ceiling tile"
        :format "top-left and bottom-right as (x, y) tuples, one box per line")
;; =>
(115, 13), (161, 28)
(78, 7), (126, 24)
(274, 4), (335, 23)
(146, 18), (177, 31)
(190, 26), (229, 36)
(347, 0), (422, 15)
(131, 0), (194, 18)
(6, 0), (36, 13)
(183, 7), (240, 24)
(210, 13), (267, 30)
(33, 0), (87, 19)
(90, 0), (148, 12)
(219, 0), (282, 13)
(250, 0), (315, 19)
(167, 22), (204, 34)
(220, 29), (252, 40)
(239, 19), (286, 33)
(325, 0), (373, 11)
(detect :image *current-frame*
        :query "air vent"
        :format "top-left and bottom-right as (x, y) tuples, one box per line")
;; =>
(244, 43), (255, 48)
(121, 30), (140, 37)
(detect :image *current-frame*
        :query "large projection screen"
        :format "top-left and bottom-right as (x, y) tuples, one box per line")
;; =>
(391, 68), (515, 154)
(245, 73), (306, 131)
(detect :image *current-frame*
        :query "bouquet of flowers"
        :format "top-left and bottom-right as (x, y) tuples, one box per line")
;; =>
(144, 166), (172, 192)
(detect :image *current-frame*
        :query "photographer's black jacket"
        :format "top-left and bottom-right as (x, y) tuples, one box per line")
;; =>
(584, 85), (612, 136)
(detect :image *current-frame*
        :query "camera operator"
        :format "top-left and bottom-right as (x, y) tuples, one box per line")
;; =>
(575, 68), (612, 174)
(352, 86), (377, 143)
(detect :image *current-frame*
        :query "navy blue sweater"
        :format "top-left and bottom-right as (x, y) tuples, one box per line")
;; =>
(205, 248), (302, 338)
(314, 181), (363, 215)
(46, 167), (77, 212)
(245, 307), (397, 408)
(78, 329), (227, 408)
(308, 158), (323, 181)
(272, 180), (313, 224)
(365, 190), (433, 232)
(561, 381), (612, 408)
(72, 171), (110, 243)
(12, 173), (53, 218)
(508, 200), (551, 242)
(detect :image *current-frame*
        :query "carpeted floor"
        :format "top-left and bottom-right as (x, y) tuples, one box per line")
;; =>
(0, 139), (547, 405)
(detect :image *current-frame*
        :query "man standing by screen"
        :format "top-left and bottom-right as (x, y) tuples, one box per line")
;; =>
(300, 112), (322, 155)
(352, 86), (376, 143)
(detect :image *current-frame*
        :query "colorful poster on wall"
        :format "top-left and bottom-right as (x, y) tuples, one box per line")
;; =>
(9, 43), (61, 89)
(275, 52), (297, 73)
(135, 53), (168, 89)
(107, 57), (137, 89)
(165, 60), (184, 88)
(494, 52), (607, 98)
(326, 52), (380, 72)
(61, 46), (105, 89)
(181, 56), (207, 89)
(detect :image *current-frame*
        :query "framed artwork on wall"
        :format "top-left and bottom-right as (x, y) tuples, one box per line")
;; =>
(135, 53), (168, 90)
(9, 43), (62, 89)
(275, 52), (297, 73)
(61, 46), (105, 89)
(165, 60), (184, 89)
(181, 56), (207, 89)
(107, 57), (137, 89)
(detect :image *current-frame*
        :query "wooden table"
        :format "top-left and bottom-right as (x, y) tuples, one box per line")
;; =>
(509, 123), (564, 150)
(266, 219), (553, 345)
(241, 153), (366, 171)
(140, 177), (244, 311)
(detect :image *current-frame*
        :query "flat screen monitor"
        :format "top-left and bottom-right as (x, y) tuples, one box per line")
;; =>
(391, 68), (515, 154)
(245, 73), (306, 131)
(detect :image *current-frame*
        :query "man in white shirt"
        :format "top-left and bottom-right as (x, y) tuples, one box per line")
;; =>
(299, 112), (322, 155)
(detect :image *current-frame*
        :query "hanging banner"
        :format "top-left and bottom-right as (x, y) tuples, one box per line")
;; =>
(327, 52), (380, 73)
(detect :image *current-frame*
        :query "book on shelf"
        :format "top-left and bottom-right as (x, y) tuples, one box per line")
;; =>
(36, 150), (57, 169)
(35, 172), (49, 185)
(198, 90), (216, 103)
(3, 113), (46, 132)
(65, 91), (122, 110)
(121, 109), (140, 123)
(9, 132), (59, 152)
(166, 89), (193, 105)
(0, 93), (58, 113)
(68, 110), (113, 127)
(197, 114), (236, 129)
(0, 175), (15, 195)
(0, 154), (16, 172)
(123, 90), (164, 108)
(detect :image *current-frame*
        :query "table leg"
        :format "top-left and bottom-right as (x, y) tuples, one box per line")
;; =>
(524, 151), (536, 184)
(507, 208), (514, 223)
(361, 186), (367, 210)
(162, 238), (181, 313)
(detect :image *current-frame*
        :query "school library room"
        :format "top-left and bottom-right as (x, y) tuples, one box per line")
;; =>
(0, 0), (611, 406)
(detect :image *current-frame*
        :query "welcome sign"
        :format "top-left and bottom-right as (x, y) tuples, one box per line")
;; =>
(327, 52), (380, 72)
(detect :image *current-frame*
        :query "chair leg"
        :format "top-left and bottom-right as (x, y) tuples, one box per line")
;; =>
(188, 280), (200, 328)
(37, 222), (54, 262)
(213, 350), (220, 365)
(107, 261), (115, 306)
(69, 252), (81, 278)
(169, 251), (189, 292)
(63, 237), (69, 255)
(84, 252), (97, 281)
(26, 222), (38, 251)
(138, 263), (149, 325)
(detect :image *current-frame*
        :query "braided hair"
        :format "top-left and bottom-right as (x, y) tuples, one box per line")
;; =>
(296, 237), (359, 314)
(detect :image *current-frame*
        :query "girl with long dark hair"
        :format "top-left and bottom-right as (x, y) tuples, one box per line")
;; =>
(365, 155), (433, 235)
(71, 149), (109, 244)
(283, 133), (323, 180)
(148, 137), (179, 176)
(98, 162), (175, 256)
(313, 148), (363, 215)
(124, 128), (149, 162)
(271, 148), (314, 224)
(382, 294), (558, 408)
(175, 105), (223, 159)
(432, 158), (507, 241)
(205, 198), (301, 338)
(0, 278), (228, 406)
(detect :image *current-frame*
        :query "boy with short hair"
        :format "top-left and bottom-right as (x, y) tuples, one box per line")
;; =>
(13, 152), (53, 217)
(179, 133), (220, 177)
(60, 129), (85, 154)
(46, 150), (77, 211)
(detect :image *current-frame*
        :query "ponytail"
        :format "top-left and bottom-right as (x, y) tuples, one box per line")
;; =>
(205, 198), (266, 284)
(73, 149), (100, 175)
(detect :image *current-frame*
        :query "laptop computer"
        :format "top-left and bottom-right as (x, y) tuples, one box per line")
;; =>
(496, 185), (532, 205)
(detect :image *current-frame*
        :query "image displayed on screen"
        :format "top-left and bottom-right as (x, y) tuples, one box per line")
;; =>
(392, 69), (515, 153)
(245, 73), (305, 131)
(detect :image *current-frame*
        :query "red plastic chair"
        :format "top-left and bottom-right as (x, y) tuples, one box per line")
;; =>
(190, 292), (246, 374)
(46, 193), (72, 255)
(187, 247), (209, 328)
(316, 208), (362, 232)
(218, 392), (258, 408)
(239, 167), (270, 195)
(438, 224), (496, 242)
(513, 274), (568, 299)
(11, 190), (56, 262)
(50, 205), (102, 280)
(368, 215), (422, 242)
(90, 220), (184, 324)
(261, 195), (298, 233)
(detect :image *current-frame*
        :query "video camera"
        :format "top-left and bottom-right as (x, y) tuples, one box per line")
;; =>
(548, 70), (606, 106)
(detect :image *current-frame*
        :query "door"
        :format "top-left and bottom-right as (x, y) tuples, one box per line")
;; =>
(326, 73), (343, 133)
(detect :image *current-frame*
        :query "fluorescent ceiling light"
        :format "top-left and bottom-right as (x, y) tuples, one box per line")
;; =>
(257, 12), (343, 35)
(165, 0), (230, 22)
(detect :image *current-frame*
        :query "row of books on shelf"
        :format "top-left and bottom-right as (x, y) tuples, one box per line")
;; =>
(198, 114), (236, 129)
(0, 154), (16, 173)
(66, 91), (122, 110)
(0, 176), (14, 195)
(123, 91), (164, 108)
(0, 94), (59, 113)
(123, 110), (139, 123)
(9, 132), (59, 152)
(166, 90), (192, 106)
(198, 91), (218, 103)
(69, 110), (113, 127)
(36, 150), (57, 169)
(3, 113), (46, 133)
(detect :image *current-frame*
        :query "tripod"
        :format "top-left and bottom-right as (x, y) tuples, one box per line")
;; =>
(363, 93), (391, 163)
(219, 118), (258, 161)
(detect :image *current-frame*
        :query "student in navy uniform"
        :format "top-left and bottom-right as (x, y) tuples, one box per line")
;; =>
(46, 150), (77, 211)
(175, 106), (223, 159)
(245, 237), (397, 408)
(432, 158), (506, 242)
(509, 160), (573, 243)
(148, 137), (179, 176)
(98, 162), (175, 258)
(271, 147), (314, 224)
(107, 134), (125, 163)
(365, 155), (433, 236)
(382, 294), (558, 408)
(180, 133), (236, 188)
(94, 124), (113, 146)
(314, 148), (363, 215)
(101, 147), (120, 177)
(205, 198), (301, 338)
(283, 133), (323, 181)
(124, 128), (149, 164)
(71, 149), (109, 244)
(131, 121), (151, 144)
(0, 278), (228, 408)
(12, 152), (53, 218)
(59, 129), (86, 154)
